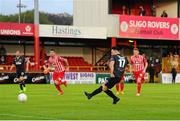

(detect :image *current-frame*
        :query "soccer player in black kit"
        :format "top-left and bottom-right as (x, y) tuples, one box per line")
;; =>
(10, 51), (29, 93)
(84, 46), (129, 104)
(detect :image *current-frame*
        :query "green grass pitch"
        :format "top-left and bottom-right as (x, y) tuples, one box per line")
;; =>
(0, 84), (180, 120)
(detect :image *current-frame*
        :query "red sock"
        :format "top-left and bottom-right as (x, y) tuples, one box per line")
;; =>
(62, 80), (67, 87)
(137, 83), (141, 93)
(120, 82), (124, 92)
(55, 85), (63, 93)
(116, 83), (120, 92)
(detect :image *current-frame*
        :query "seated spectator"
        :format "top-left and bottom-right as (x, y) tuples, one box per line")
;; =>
(0, 56), (5, 64)
(161, 10), (168, 17)
(122, 5), (128, 15)
(151, 5), (156, 16)
(0, 45), (7, 64)
(139, 6), (146, 16)
(0, 45), (7, 56)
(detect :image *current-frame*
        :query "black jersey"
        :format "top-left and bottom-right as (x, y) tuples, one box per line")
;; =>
(13, 56), (25, 72)
(110, 54), (129, 77)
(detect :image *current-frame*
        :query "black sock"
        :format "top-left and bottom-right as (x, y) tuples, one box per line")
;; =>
(91, 86), (102, 97)
(104, 89), (117, 100)
(19, 84), (23, 90)
(22, 82), (26, 87)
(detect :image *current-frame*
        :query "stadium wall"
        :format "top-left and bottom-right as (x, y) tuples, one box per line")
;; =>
(5, 45), (83, 57)
(73, 0), (119, 37)
(44, 46), (83, 57)
(73, 0), (179, 38)
(156, 0), (178, 18)
(83, 47), (93, 64)
(4, 45), (34, 55)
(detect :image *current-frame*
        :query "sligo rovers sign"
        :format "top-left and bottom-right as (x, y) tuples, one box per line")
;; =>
(0, 22), (34, 36)
(119, 15), (179, 40)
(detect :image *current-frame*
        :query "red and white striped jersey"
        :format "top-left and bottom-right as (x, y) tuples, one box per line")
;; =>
(130, 55), (146, 72)
(48, 55), (65, 73)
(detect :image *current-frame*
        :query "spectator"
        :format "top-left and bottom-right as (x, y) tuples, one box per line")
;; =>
(0, 45), (7, 56)
(139, 6), (146, 16)
(0, 45), (7, 64)
(174, 52), (179, 58)
(169, 52), (173, 63)
(161, 10), (168, 17)
(151, 5), (156, 16)
(165, 54), (172, 72)
(155, 58), (161, 77)
(122, 5), (128, 15)
(171, 56), (178, 83)
(0, 56), (5, 64)
(149, 57), (155, 83)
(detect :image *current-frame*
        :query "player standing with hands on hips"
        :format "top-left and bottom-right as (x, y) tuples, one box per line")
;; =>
(84, 46), (129, 104)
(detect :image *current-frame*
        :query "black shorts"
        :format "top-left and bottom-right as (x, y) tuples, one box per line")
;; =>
(16, 71), (25, 78)
(105, 77), (121, 89)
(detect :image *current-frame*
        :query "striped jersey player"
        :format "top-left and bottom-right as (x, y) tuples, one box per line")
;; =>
(130, 48), (148, 96)
(46, 49), (69, 95)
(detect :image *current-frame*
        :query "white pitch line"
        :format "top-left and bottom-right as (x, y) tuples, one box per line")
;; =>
(0, 113), (55, 120)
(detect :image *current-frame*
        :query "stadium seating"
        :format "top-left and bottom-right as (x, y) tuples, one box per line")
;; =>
(65, 57), (92, 71)
(2, 55), (93, 72)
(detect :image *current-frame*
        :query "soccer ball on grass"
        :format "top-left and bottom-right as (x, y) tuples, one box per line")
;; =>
(18, 93), (27, 102)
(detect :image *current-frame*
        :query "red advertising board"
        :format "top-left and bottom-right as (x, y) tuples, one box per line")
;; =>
(119, 15), (179, 40)
(0, 22), (34, 36)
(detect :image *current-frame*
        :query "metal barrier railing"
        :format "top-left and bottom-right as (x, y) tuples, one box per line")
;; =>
(0, 65), (108, 72)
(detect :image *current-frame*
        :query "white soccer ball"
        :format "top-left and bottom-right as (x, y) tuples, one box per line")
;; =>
(18, 93), (27, 102)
